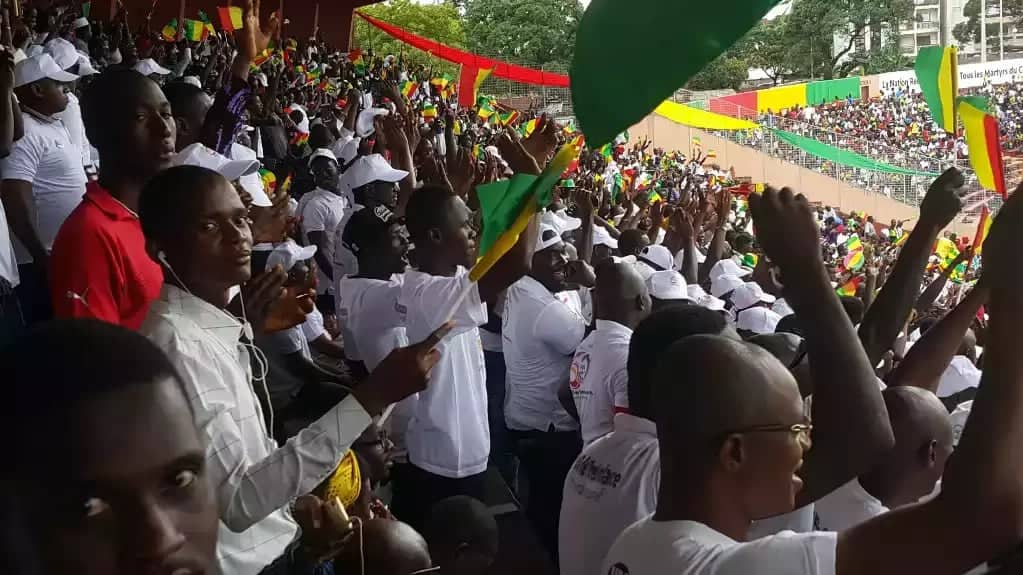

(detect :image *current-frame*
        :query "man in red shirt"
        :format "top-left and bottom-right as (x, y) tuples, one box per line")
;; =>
(49, 69), (175, 328)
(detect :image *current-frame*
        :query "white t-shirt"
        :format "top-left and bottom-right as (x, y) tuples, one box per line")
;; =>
(814, 478), (889, 532)
(950, 400), (973, 446)
(56, 92), (92, 168)
(602, 517), (837, 575)
(570, 319), (632, 445)
(503, 275), (587, 433)
(559, 413), (659, 575)
(301, 306), (327, 342)
(0, 199), (19, 286)
(332, 202), (363, 284)
(337, 275), (408, 371)
(400, 267), (490, 478)
(0, 111), (87, 263)
(297, 187), (348, 294)
(937, 355), (982, 399)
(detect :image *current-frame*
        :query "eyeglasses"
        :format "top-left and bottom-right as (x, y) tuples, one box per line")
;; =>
(727, 422), (814, 445)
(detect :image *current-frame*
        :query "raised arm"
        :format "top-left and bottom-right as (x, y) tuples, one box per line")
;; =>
(858, 168), (964, 367)
(887, 282), (988, 394)
(573, 187), (595, 264)
(700, 189), (731, 285)
(914, 248), (971, 314)
(750, 187), (893, 507)
(837, 182), (1023, 575)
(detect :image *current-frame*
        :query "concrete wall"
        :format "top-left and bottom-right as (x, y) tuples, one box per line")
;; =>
(629, 114), (974, 236)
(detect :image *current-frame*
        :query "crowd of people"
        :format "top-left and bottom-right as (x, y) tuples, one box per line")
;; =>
(0, 1), (1016, 575)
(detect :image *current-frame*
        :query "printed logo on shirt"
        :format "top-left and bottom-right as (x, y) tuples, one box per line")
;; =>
(570, 352), (590, 391)
(607, 563), (630, 575)
(571, 454), (622, 488)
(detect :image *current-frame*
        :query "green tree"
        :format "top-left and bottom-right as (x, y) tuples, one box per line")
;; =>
(463, 0), (584, 70)
(953, 0), (1022, 52)
(352, 0), (465, 68)
(685, 55), (750, 91)
(732, 19), (795, 85)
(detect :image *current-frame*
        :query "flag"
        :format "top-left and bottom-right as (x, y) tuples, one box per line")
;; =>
(648, 190), (663, 203)
(349, 49), (366, 73)
(571, 0), (779, 146)
(599, 143), (613, 160)
(470, 138), (585, 282)
(280, 174), (293, 195)
(844, 250), (865, 271)
(520, 118), (539, 138)
(894, 232), (908, 247)
(161, 19), (178, 41)
(252, 49), (273, 68)
(458, 66), (492, 108)
(218, 6), (243, 31)
(914, 46), (958, 133)
(496, 110), (520, 126)
(935, 236), (960, 268)
(478, 96), (496, 120)
(259, 168), (277, 195)
(958, 96), (1007, 197)
(183, 19), (207, 42)
(81, 1), (91, 18)
(198, 10), (216, 36)
(400, 80), (418, 100)
(291, 131), (309, 147)
(691, 135), (702, 148)
(431, 75), (451, 92)
(706, 149), (717, 158)
(845, 235), (862, 253)
(472, 144), (483, 159)
(421, 103), (438, 121)
(836, 276), (863, 297)
(973, 205), (992, 256)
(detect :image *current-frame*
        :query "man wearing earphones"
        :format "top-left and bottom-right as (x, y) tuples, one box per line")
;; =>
(138, 165), (446, 574)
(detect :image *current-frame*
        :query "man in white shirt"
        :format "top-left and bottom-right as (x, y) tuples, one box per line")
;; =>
(44, 39), (95, 172)
(570, 261), (650, 445)
(503, 224), (593, 557)
(298, 148), (348, 317)
(560, 305), (736, 575)
(389, 185), (537, 530)
(602, 187), (1023, 575)
(1, 53), (84, 323)
(138, 165), (438, 573)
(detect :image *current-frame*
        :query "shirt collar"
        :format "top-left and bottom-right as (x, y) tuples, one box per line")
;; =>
(22, 104), (60, 124)
(613, 413), (657, 437)
(84, 182), (138, 221)
(666, 520), (737, 546)
(595, 319), (633, 338)
(159, 284), (247, 348)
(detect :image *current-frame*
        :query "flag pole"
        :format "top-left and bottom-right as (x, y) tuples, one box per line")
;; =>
(177, 0), (185, 41)
(313, 3), (319, 38)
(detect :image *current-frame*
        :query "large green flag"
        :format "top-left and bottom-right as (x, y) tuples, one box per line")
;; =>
(571, 0), (781, 147)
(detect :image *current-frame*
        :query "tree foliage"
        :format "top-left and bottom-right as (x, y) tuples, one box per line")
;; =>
(953, 0), (1023, 51)
(352, 0), (465, 67)
(686, 56), (750, 91)
(463, 0), (584, 70)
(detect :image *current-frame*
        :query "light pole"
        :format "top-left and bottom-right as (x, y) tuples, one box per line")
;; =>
(982, 0), (988, 63)
(1001, 0), (1005, 60)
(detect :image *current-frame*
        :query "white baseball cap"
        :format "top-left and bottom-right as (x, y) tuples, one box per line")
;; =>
(266, 240), (317, 273)
(182, 75), (202, 88)
(14, 53), (78, 88)
(711, 273), (744, 298)
(286, 103), (310, 134)
(737, 307), (782, 335)
(540, 209), (582, 235)
(356, 107), (389, 138)
(309, 147), (338, 166)
(772, 298), (795, 318)
(535, 224), (563, 254)
(75, 54), (98, 76)
(647, 270), (689, 301)
(730, 281), (776, 311)
(230, 143), (273, 208)
(593, 225), (618, 249)
(709, 259), (752, 281)
(173, 143), (260, 182)
(338, 137), (361, 166)
(73, 17), (90, 29)
(134, 58), (171, 76)
(341, 154), (408, 191)
(44, 38), (79, 71)
(638, 244), (674, 272)
(688, 285), (727, 312)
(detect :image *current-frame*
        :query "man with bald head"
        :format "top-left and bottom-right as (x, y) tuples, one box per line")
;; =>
(334, 519), (433, 575)
(816, 387), (953, 531)
(602, 184), (1023, 575)
(569, 261), (651, 445)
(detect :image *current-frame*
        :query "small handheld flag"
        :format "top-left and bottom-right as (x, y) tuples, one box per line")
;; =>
(836, 277), (863, 297)
(915, 46), (958, 132)
(161, 19), (178, 42)
(183, 19), (207, 42)
(218, 6), (243, 31)
(958, 96), (1007, 197)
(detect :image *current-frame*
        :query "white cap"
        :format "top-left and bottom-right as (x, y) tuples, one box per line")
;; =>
(25, 45), (44, 58)
(173, 143), (260, 182)
(339, 137), (361, 165)
(535, 224), (563, 254)
(593, 225), (618, 249)
(182, 75), (202, 88)
(309, 148), (338, 166)
(688, 285), (727, 312)
(44, 38), (79, 70)
(647, 270), (689, 301)
(540, 209), (581, 235)
(711, 273), (744, 298)
(265, 240), (317, 273)
(356, 107), (389, 138)
(254, 73), (269, 87)
(73, 17), (90, 29)
(634, 261), (655, 281)
(709, 259), (752, 281)
(737, 307), (782, 335)
(937, 356), (983, 398)
(638, 244), (673, 272)
(286, 103), (310, 134)
(14, 54), (78, 88)
(341, 154), (408, 191)
(731, 281), (777, 311)
(772, 298), (795, 317)
(75, 54), (98, 76)
(230, 143), (273, 208)
(134, 58), (171, 76)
